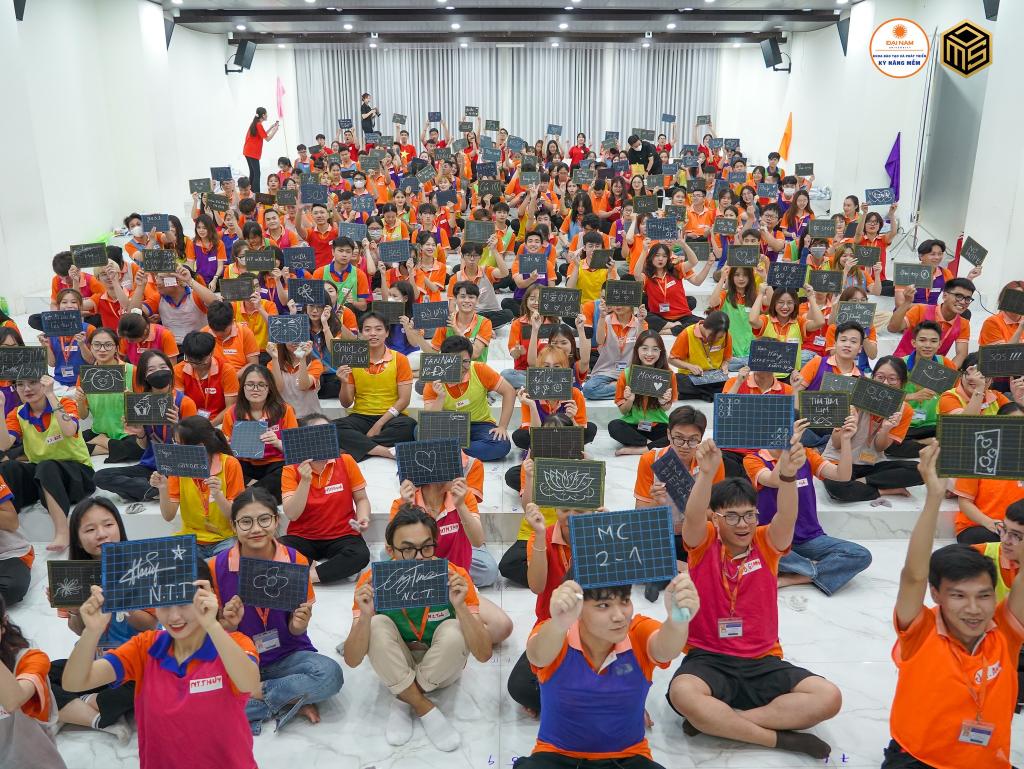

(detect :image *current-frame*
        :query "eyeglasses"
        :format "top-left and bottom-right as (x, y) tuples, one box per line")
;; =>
(714, 511), (759, 526)
(669, 435), (701, 448)
(185, 357), (210, 367)
(91, 342), (116, 350)
(394, 542), (437, 559)
(243, 382), (269, 392)
(234, 513), (277, 531)
(995, 522), (1024, 545)
(945, 292), (974, 305)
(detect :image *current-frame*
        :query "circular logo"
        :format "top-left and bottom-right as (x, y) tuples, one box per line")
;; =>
(870, 17), (930, 78)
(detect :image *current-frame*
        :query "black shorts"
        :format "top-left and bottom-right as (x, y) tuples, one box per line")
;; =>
(667, 648), (817, 713)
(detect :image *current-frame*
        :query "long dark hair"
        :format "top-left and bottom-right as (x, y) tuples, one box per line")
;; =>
(175, 415), (234, 458)
(629, 330), (669, 412)
(0, 326), (25, 347)
(0, 595), (29, 671)
(234, 364), (286, 425)
(726, 266), (757, 308)
(547, 323), (581, 366)
(390, 280), (416, 319)
(136, 349), (174, 392)
(644, 243), (674, 279)
(167, 215), (187, 258)
(249, 107), (267, 138)
(193, 214), (218, 249)
(69, 496), (128, 561)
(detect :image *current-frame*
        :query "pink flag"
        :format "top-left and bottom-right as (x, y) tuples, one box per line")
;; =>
(276, 77), (285, 119)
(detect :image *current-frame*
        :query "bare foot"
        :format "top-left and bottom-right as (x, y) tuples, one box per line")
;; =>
(879, 487), (912, 497)
(614, 446), (647, 456)
(47, 535), (69, 553)
(523, 707), (539, 719)
(777, 573), (812, 588)
(299, 703), (321, 724)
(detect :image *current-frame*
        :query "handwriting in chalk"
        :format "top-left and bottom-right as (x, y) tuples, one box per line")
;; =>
(538, 468), (593, 498)
(253, 567), (290, 598)
(118, 552), (175, 587)
(974, 429), (1000, 476)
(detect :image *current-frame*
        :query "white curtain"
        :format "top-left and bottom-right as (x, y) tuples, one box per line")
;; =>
(295, 46), (718, 145)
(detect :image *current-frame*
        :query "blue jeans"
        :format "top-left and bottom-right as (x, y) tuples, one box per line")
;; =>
(728, 356), (749, 372)
(582, 374), (618, 401)
(779, 535), (872, 596)
(246, 650), (344, 723)
(471, 545), (499, 588)
(467, 422), (512, 462)
(197, 537), (236, 560)
(800, 429), (832, 449)
(501, 368), (527, 390)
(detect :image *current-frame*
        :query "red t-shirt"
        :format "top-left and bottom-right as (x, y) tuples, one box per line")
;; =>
(306, 226), (339, 269)
(243, 122), (268, 160)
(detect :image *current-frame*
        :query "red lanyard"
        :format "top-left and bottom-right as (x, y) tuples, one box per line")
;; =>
(950, 644), (990, 720)
(401, 608), (431, 642)
(57, 336), (78, 366)
(719, 546), (751, 617)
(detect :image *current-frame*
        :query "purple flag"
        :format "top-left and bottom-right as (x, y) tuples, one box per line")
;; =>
(884, 132), (900, 202)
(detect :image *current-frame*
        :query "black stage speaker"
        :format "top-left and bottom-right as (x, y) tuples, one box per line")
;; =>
(761, 38), (783, 68)
(234, 40), (256, 70)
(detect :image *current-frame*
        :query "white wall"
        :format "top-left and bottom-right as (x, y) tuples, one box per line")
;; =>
(0, 0), (297, 311)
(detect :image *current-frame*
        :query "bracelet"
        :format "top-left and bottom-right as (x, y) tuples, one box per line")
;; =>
(532, 544), (547, 553)
(387, 407), (399, 418)
(778, 473), (797, 483)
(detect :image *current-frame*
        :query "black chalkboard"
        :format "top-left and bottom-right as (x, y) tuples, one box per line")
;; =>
(725, 172), (746, 185)
(687, 242), (711, 264)
(480, 149), (502, 167)
(40, 310), (81, 338)
(520, 171), (540, 187)
(101, 535), (198, 611)
(854, 245), (881, 267)
(757, 183), (779, 199)
(281, 422), (340, 464)
(352, 194), (376, 213)
(80, 365), (126, 394)
(419, 353), (463, 383)
(300, 184), (329, 205)
(696, 115), (711, 126)
(0, 347), (46, 380)
(141, 214), (170, 233)
(723, 138), (740, 150)
(396, 437), (463, 486)
(205, 194), (231, 213)
(412, 301), (450, 331)
(48, 560), (102, 609)
(416, 165), (437, 184)
(960, 236), (988, 267)
(979, 344), (1024, 377)
(268, 314), (310, 345)
(372, 559), (450, 612)
(798, 391), (850, 429)
(686, 178), (704, 193)
(142, 249), (178, 274)
(331, 340), (371, 368)
(288, 279), (326, 307)
(632, 195), (658, 215)
(851, 376), (905, 418)
(464, 220), (495, 244)
(638, 129), (656, 142)
(893, 262), (933, 287)
(864, 187), (895, 206)
(370, 301), (405, 325)
(507, 136), (526, 152)
(475, 162), (498, 178)
(794, 163), (814, 176)
(726, 245), (760, 268)
(629, 365), (673, 398)
(276, 189), (298, 206)
(652, 449), (695, 512)
(713, 393), (794, 450)
(189, 178), (213, 195)
(665, 204), (687, 221)
(645, 217), (678, 241)
(476, 180), (501, 199)
(820, 371), (858, 394)
(909, 357), (959, 393)
(999, 288), (1024, 315)
(661, 113), (677, 124)
(518, 252), (548, 277)
(244, 250), (277, 273)
(708, 138), (724, 149)
(428, 111), (442, 123)
(238, 556), (310, 611)
(220, 276), (257, 302)
(539, 287), (581, 317)
(533, 458), (605, 510)
(283, 246), (316, 274)
(529, 426), (585, 460)
(605, 280), (643, 308)
(211, 166), (233, 182)
(807, 219), (835, 239)
(418, 410), (470, 447)
(527, 367), (574, 401)
(767, 261), (807, 289)
(458, 121), (473, 133)
(71, 243), (108, 269)
(574, 169), (598, 186)
(713, 217), (738, 236)
(154, 443), (210, 479)
(807, 269), (843, 294)
(835, 301), (876, 329)
(254, 193), (276, 207)
(589, 249), (612, 270)
(748, 339), (799, 374)
(569, 507), (677, 589)
(684, 369), (729, 386)
(124, 393), (172, 425)
(937, 415), (1024, 479)
(230, 419), (267, 460)
(435, 189), (458, 208)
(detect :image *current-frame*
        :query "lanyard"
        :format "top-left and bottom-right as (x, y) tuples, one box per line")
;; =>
(56, 334), (79, 367)
(401, 608), (431, 642)
(950, 645), (990, 720)
(719, 545), (752, 617)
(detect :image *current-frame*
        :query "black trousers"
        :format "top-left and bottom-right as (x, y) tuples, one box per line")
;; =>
(278, 533), (370, 583)
(479, 308), (515, 330)
(515, 755), (665, 769)
(49, 659), (136, 728)
(94, 463), (157, 503)
(512, 422), (597, 450)
(318, 371), (341, 400)
(608, 419), (669, 449)
(2, 459), (95, 514)
(82, 430), (144, 464)
(498, 540), (529, 588)
(241, 460), (285, 503)
(645, 311), (701, 334)
(675, 373), (724, 402)
(721, 450), (748, 479)
(0, 557), (31, 606)
(956, 525), (1000, 545)
(823, 461), (923, 503)
(884, 424), (935, 459)
(334, 412), (417, 462)
(880, 741), (935, 768)
(500, 297), (522, 316)
(507, 650), (541, 713)
(245, 156), (261, 193)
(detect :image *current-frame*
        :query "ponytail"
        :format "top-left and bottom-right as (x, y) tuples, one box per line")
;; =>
(249, 107), (267, 138)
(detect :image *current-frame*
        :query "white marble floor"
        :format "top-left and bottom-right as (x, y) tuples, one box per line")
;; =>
(11, 540), (1023, 769)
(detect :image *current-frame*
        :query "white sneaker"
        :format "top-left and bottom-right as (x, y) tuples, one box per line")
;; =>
(385, 700), (414, 746)
(419, 706), (460, 752)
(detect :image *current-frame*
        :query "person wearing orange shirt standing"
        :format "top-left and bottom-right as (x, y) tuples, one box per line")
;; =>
(295, 203), (339, 270)
(242, 107), (280, 195)
(885, 444), (1024, 769)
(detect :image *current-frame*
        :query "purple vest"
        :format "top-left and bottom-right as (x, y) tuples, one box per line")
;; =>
(913, 269), (945, 305)
(755, 455), (824, 544)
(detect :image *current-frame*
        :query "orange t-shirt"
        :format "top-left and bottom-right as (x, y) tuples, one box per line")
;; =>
(979, 312), (1022, 346)
(520, 387), (588, 427)
(937, 386), (1008, 416)
(423, 361), (501, 402)
(684, 206), (716, 238)
(902, 304), (970, 345)
(952, 477), (1024, 535)
(634, 448), (724, 505)
(202, 324), (259, 372)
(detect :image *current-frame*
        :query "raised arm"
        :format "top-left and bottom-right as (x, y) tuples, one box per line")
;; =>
(766, 421), (808, 552)
(682, 439), (721, 549)
(895, 444), (944, 630)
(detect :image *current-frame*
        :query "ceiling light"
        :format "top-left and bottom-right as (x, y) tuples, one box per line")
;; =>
(682, 7), (694, 10)
(171, 0), (182, 5)
(343, 22), (352, 29)
(277, 43), (286, 48)
(704, 0), (714, 3)
(369, 42), (377, 47)
(305, 0), (316, 4)
(445, 5), (454, 9)
(235, 24), (246, 30)
(732, 42), (741, 47)
(552, 42), (559, 47)
(666, 22), (676, 29)
(559, 22), (568, 29)
(641, 41), (651, 48)
(564, 5), (573, 9)
(450, 22), (460, 29)
(460, 42), (468, 47)
(836, 0), (848, 3)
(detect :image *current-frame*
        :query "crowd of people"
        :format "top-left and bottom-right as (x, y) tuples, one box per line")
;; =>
(0, 96), (1022, 769)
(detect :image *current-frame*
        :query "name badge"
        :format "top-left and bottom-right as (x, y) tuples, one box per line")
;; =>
(223, 348), (237, 355)
(204, 387), (218, 394)
(197, 409), (211, 419)
(45, 434), (64, 445)
(324, 483), (345, 494)
(718, 618), (743, 638)
(253, 629), (281, 654)
(60, 367), (75, 378)
(665, 280), (677, 289)
(858, 450), (876, 463)
(913, 411), (926, 421)
(616, 362), (628, 371)
(455, 399), (470, 408)
(162, 277), (178, 287)
(813, 335), (826, 347)
(427, 609), (451, 622)
(958, 719), (994, 746)
(638, 420), (653, 432)
(189, 675), (224, 694)
(659, 304), (671, 313)
(796, 477), (809, 488)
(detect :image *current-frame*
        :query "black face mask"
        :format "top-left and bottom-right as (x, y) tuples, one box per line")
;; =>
(145, 370), (173, 389)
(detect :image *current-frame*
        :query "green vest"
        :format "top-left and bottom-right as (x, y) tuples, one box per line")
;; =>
(442, 365), (494, 423)
(86, 363), (134, 439)
(324, 263), (359, 302)
(982, 542), (1012, 601)
(623, 365), (671, 426)
(18, 405), (92, 467)
(446, 316), (488, 363)
(721, 298), (753, 357)
(901, 354), (947, 428)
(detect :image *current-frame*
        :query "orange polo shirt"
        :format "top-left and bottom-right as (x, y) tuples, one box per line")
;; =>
(202, 323), (259, 372)
(173, 357), (239, 419)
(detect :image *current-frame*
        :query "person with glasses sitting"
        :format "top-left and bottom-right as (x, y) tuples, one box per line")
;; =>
(937, 352), (1009, 420)
(667, 435), (842, 761)
(74, 327), (143, 462)
(889, 277), (975, 367)
(343, 504), (492, 752)
(173, 331), (239, 427)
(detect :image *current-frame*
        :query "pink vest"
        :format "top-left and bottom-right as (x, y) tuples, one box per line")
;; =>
(894, 304), (961, 358)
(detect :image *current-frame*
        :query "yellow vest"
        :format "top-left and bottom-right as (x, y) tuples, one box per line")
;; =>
(982, 542), (1013, 601)
(18, 406), (92, 467)
(681, 325), (728, 370)
(442, 365), (494, 423)
(352, 353), (402, 416)
(177, 455), (233, 544)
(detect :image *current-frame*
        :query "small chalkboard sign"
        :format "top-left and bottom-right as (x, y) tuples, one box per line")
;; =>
(434, 189), (457, 208)
(141, 214), (170, 233)
(798, 391), (850, 429)
(909, 357), (959, 393)
(696, 115), (712, 126)
(723, 138), (740, 150)
(480, 148), (502, 166)
(978, 344), (1024, 377)
(0, 347), (46, 381)
(154, 443), (210, 479)
(331, 340), (371, 368)
(638, 129), (656, 142)
(686, 178), (704, 193)
(864, 187), (895, 206)
(40, 310), (82, 338)
(414, 165), (437, 186)
(210, 166), (233, 182)
(377, 239), (411, 264)
(685, 369), (729, 386)
(574, 168), (597, 185)
(238, 557), (309, 612)
(276, 189), (298, 206)
(539, 287), (581, 317)
(281, 422), (340, 465)
(476, 179), (501, 199)
(71, 243), (109, 269)
(726, 172), (747, 186)
(254, 193), (276, 207)
(632, 195), (658, 215)
(892, 262), (933, 287)
(748, 339), (799, 374)
(80, 365), (126, 394)
(417, 410), (470, 447)
(652, 449), (695, 512)
(205, 193), (230, 213)
(662, 163), (680, 176)
(851, 376), (905, 418)
(219, 277), (256, 302)
(713, 393), (794, 450)
(426, 111), (442, 123)
(462, 105), (479, 117)
(142, 249), (178, 274)
(937, 415), (1024, 479)
(854, 245), (881, 268)
(645, 217), (678, 241)
(517, 252), (548, 277)
(665, 205), (687, 222)
(726, 245), (760, 268)
(412, 301), (450, 331)
(820, 371), (858, 395)
(520, 323), (560, 341)
(569, 507), (676, 589)
(757, 183), (779, 199)
(464, 220), (495, 244)
(101, 535), (197, 612)
(807, 219), (835, 239)
(123, 393), (172, 425)
(630, 365), (673, 398)
(372, 559), (450, 612)
(369, 301), (404, 326)
(396, 437), (463, 486)
(300, 183), (328, 206)
(529, 426), (585, 460)
(605, 280), (643, 308)
(766, 260), (807, 289)
(244, 249), (277, 273)
(47, 560), (102, 609)
(189, 178), (213, 195)
(794, 163), (814, 177)
(268, 314), (310, 345)
(506, 136), (526, 153)
(713, 217), (738, 236)
(708, 137), (724, 149)
(283, 246), (316, 274)
(288, 279), (326, 307)
(959, 236), (988, 267)
(589, 249), (613, 270)
(533, 458), (605, 510)
(685, 242), (710, 265)
(229, 419), (267, 460)
(457, 120), (474, 134)
(527, 367), (574, 401)
(807, 269), (843, 294)
(835, 301), (876, 329)
(350, 194), (375, 214)
(419, 353), (463, 383)
(999, 287), (1024, 316)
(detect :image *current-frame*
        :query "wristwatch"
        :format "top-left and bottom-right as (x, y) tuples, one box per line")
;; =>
(778, 473), (797, 483)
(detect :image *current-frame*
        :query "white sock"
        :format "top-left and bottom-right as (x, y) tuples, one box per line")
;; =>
(385, 700), (413, 746)
(95, 716), (133, 745)
(419, 706), (460, 752)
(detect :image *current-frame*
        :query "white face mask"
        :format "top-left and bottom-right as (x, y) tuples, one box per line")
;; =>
(131, 225), (143, 238)
(354, 179), (366, 188)
(368, 229), (383, 240)
(809, 245), (827, 258)
(783, 186), (796, 197)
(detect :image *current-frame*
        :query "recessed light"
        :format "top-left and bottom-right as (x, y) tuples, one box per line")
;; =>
(564, 5), (573, 9)
(666, 22), (676, 29)
(171, 0), (182, 5)
(450, 22), (460, 29)
(641, 41), (651, 48)
(559, 22), (568, 29)
(235, 24), (246, 30)
(551, 42), (559, 47)
(460, 42), (468, 47)
(369, 42), (377, 47)
(836, 0), (848, 3)
(732, 42), (741, 47)
(277, 43), (285, 48)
